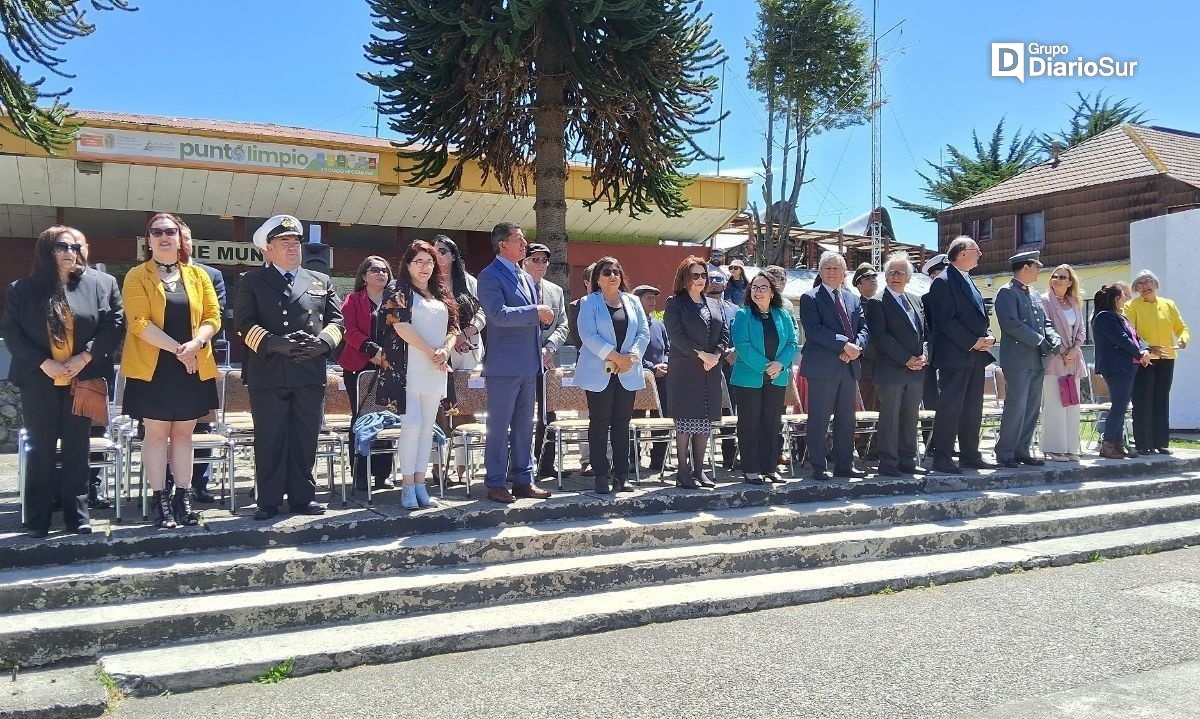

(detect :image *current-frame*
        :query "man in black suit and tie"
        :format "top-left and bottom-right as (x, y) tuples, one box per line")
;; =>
(865, 253), (932, 477)
(799, 251), (870, 480)
(926, 237), (999, 474)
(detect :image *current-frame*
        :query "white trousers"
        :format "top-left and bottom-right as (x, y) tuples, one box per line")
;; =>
(399, 390), (442, 476)
(1040, 374), (1081, 454)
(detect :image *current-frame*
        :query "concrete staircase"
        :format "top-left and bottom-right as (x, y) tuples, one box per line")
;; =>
(4, 454), (1200, 708)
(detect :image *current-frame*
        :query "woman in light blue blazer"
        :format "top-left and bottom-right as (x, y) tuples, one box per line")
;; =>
(730, 271), (797, 484)
(576, 256), (651, 494)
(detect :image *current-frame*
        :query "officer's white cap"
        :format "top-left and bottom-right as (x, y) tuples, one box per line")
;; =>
(252, 215), (304, 250)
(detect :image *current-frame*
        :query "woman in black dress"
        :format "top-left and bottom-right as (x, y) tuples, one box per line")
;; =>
(122, 213), (222, 528)
(663, 256), (731, 489)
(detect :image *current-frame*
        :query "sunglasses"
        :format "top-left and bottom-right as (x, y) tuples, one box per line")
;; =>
(436, 247), (452, 256)
(689, 272), (707, 280)
(149, 227), (180, 238)
(600, 267), (622, 277)
(52, 241), (83, 255)
(365, 267), (389, 275)
(526, 256), (550, 265)
(1050, 274), (1069, 281)
(708, 276), (726, 283)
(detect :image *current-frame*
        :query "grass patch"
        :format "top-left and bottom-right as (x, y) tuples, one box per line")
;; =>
(96, 667), (124, 716)
(1169, 438), (1200, 450)
(255, 658), (295, 684)
(1085, 551), (1107, 563)
(875, 585), (895, 596)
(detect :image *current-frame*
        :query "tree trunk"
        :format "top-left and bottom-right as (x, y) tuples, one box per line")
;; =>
(532, 25), (571, 296)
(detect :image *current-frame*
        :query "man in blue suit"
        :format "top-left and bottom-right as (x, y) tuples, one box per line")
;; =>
(477, 222), (556, 504)
(926, 236), (999, 474)
(800, 251), (870, 480)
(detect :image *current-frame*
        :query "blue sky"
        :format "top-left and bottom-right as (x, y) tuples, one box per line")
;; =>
(46, 0), (1200, 249)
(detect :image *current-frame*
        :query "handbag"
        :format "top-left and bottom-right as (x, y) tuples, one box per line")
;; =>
(1057, 374), (1080, 408)
(70, 377), (110, 426)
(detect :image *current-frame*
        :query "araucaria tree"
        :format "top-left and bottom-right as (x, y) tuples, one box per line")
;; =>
(746, 0), (870, 266)
(1, 0), (135, 152)
(361, 0), (725, 289)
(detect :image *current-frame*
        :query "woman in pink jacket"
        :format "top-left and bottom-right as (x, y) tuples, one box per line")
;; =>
(1039, 264), (1088, 461)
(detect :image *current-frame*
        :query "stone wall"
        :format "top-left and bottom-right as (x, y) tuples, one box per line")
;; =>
(0, 381), (21, 452)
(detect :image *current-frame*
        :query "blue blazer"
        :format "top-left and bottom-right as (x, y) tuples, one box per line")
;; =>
(1092, 310), (1147, 376)
(730, 305), (797, 388)
(575, 291), (650, 392)
(477, 257), (542, 377)
(799, 284), (869, 380)
(927, 267), (994, 369)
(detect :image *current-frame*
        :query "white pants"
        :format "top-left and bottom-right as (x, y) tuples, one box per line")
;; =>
(1040, 374), (1081, 454)
(399, 390), (442, 476)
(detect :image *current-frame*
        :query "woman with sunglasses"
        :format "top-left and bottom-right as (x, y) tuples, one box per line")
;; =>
(729, 271), (797, 483)
(3, 226), (125, 538)
(378, 240), (460, 509)
(663, 256), (731, 488)
(575, 257), (650, 493)
(1039, 265), (1087, 461)
(122, 213), (221, 528)
(341, 256), (395, 491)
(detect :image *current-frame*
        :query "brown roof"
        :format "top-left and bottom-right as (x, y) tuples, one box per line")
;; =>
(73, 109), (399, 149)
(946, 124), (1200, 211)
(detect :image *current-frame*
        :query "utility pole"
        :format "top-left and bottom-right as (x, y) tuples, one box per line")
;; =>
(869, 4), (903, 269)
(716, 57), (727, 176)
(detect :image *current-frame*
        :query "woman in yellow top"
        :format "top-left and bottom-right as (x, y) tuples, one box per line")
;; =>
(122, 213), (221, 528)
(1124, 269), (1189, 455)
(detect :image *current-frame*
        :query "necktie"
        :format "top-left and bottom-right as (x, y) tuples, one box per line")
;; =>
(283, 272), (294, 294)
(898, 293), (919, 332)
(832, 289), (853, 337)
(535, 281), (543, 305)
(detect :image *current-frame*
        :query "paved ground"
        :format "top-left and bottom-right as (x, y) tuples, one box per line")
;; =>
(105, 545), (1200, 719)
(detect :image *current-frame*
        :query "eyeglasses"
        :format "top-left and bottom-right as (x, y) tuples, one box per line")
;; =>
(708, 276), (726, 283)
(148, 227), (179, 238)
(365, 267), (389, 275)
(689, 272), (707, 280)
(885, 270), (908, 277)
(52, 241), (83, 255)
(1050, 274), (1069, 281)
(526, 257), (550, 265)
(750, 284), (772, 293)
(600, 267), (622, 277)
(436, 247), (452, 256)
(409, 258), (436, 268)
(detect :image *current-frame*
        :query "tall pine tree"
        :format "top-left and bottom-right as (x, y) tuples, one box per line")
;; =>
(1, 1), (135, 153)
(361, 0), (726, 288)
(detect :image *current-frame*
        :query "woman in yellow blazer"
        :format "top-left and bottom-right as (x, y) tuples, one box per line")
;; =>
(122, 213), (221, 528)
(1124, 269), (1190, 455)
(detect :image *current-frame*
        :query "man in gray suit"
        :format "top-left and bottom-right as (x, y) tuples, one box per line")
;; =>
(523, 243), (570, 478)
(994, 250), (1061, 468)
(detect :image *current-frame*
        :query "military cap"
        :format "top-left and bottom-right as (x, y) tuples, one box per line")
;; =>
(852, 262), (878, 286)
(253, 215), (303, 250)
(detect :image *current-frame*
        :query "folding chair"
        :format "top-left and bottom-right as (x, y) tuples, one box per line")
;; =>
(781, 373), (809, 475)
(448, 371), (490, 497)
(1082, 369), (1123, 450)
(707, 377), (739, 477)
(318, 373), (351, 506)
(218, 370), (256, 514)
(543, 369), (591, 489)
(628, 370), (673, 484)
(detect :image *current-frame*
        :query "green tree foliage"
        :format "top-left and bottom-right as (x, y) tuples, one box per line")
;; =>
(0, 0), (135, 153)
(1039, 90), (1147, 156)
(745, 0), (870, 266)
(889, 118), (1039, 222)
(361, 0), (725, 287)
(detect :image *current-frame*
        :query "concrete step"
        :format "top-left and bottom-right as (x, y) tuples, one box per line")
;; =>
(8, 491), (1200, 667)
(4, 473), (1198, 614)
(4, 454), (1197, 571)
(0, 663), (108, 719)
(98, 518), (1200, 696)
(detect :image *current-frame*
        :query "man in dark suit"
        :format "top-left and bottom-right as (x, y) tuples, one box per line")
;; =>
(235, 215), (343, 519)
(477, 221), (556, 504)
(994, 250), (1061, 468)
(799, 251), (870, 480)
(865, 253), (931, 477)
(926, 236), (999, 474)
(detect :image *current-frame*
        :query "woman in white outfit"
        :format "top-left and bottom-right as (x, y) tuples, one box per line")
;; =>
(378, 239), (459, 509)
(1039, 264), (1087, 461)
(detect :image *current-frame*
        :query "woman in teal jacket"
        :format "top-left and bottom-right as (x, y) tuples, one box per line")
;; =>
(730, 272), (798, 483)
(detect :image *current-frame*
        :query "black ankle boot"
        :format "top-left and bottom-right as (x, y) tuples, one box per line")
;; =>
(154, 490), (177, 529)
(173, 487), (199, 526)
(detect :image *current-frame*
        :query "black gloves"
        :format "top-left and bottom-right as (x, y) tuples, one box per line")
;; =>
(284, 331), (330, 362)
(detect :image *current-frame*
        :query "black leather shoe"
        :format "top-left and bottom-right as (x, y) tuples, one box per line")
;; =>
(931, 459), (963, 475)
(290, 501), (327, 516)
(960, 458), (1000, 469)
(811, 469), (834, 481)
(26, 528), (50, 539)
(999, 459), (1022, 468)
(88, 496), (113, 510)
(694, 471), (717, 488)
(898, 465), (930, 475)
(253, 506), (278, 520)
(675, 472), (700, 489)
(743, 473), (767, 485)
(833, 468), (868, 479)
(193, 489), (217, 504)
(766, 472), (787, 484)
(877, 467), (903, 477)
(594, 476), (611, 494)
(1017, 456), (1046, 466)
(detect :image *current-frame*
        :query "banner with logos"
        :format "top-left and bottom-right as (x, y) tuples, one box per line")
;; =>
(77, 127), (380, 178)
